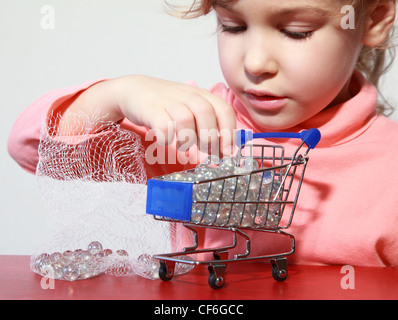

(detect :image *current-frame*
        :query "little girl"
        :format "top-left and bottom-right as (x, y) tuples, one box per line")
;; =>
(8, 0), (398, 267)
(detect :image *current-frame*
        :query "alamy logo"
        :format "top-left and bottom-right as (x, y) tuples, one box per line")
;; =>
(340, 265), (355, 290)
(40, 276), (55, 290)
(341, 5), (355, 30)
(40, 5), (55, 30)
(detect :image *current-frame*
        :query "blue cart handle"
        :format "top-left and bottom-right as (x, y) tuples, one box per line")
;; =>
(237, 128), (321, 149)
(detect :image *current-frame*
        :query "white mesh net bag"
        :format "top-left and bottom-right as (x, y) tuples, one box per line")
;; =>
(31, 110), (194, 281)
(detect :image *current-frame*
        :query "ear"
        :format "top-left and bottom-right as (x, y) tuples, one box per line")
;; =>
(362, 0), (396, 47)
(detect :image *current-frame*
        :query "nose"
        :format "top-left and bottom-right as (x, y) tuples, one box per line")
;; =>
(244, 37), (278, 79)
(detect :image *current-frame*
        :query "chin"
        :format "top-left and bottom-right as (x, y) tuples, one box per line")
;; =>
(249, 114), (300, 132)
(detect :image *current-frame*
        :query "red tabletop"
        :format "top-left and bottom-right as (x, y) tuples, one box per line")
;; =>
(1, 255), (397, 300)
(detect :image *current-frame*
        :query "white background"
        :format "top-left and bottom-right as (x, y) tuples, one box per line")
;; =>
(1, 0), (397, 254)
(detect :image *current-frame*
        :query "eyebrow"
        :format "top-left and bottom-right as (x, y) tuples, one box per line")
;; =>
(214, 3), (332, 18)
(274, 6), (332, 18)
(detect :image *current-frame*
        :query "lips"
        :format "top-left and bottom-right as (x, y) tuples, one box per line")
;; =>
(244, 90), (288, 112)
(245, 89), (285, 99)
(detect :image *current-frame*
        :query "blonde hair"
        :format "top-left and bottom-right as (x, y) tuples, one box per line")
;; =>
(165, 0), (396, 116)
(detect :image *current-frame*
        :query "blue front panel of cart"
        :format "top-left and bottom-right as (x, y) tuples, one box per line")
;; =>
(146, 179), (193, 222)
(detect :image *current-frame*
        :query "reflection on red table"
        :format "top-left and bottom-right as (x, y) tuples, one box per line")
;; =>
(1, 255), (397, 300)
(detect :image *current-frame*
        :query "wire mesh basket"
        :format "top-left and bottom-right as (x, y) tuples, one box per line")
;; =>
(146, 128), (321, 289)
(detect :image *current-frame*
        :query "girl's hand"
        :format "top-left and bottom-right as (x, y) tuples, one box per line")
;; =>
(62, 75), (236, 156)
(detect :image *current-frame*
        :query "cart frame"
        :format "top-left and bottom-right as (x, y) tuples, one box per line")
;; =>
(146, 129), (321, 289)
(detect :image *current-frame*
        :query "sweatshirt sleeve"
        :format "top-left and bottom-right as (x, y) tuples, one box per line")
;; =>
(7, 80), (106, 174)
(8, 80), (232, 177)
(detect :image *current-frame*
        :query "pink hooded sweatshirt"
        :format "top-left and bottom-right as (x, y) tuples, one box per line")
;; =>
(8, 71), (398, 267)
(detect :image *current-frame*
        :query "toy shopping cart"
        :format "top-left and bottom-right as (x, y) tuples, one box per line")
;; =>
(146, 128), (321, 289)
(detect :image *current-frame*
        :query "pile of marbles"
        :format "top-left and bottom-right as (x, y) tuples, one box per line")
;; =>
(164, 155), (282, 228)
(31, 241), (131, 281)
(31, 241), (195, 281)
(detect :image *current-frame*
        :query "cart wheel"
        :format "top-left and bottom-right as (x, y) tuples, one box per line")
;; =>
(208, 264), (226, 289)
(159, 261), (174, 281)
(271, 264), (288, 282)
(208, 272), (224, 290)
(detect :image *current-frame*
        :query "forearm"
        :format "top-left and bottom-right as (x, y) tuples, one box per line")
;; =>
(57, 78), (125, 136)
(8, 79), (107, 173)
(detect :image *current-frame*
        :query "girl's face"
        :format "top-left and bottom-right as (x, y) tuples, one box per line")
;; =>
(215, 0), (366, 130)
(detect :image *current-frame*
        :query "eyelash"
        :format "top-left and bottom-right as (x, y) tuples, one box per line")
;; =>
(219, 25), (313, 40)
(282, 29), (313, 40)
(219, 25), (246, 34)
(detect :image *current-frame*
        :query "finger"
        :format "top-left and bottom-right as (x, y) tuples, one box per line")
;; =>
(199, 91), (236, 155)
(145, 108), (175, 146)
(163, 103), (197, 151)
(181, 94), (221, 155)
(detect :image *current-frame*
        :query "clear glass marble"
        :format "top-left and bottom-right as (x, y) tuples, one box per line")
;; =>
(62, 263), (80, 281)
(203, 155), (221, 167)
(191, 203), (205, 223)
(216, 204), (231, 226)
(137, 253), (160, 280)
(88, 241), (103, 254)
(174, 255), (195, 275)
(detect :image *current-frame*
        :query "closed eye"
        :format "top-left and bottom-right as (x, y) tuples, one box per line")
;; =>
(282, 29), (313, 40)
(219, 24), (247, 34)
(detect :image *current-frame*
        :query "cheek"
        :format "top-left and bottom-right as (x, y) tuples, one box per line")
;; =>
(217, 37), (241, 87)
(283, 36), (361, 100)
